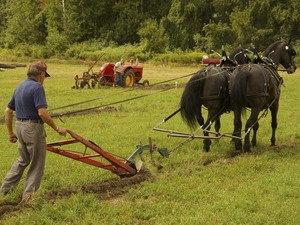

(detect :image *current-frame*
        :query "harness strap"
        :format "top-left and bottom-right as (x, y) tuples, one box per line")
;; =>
(261, 64), (283, 86)
(199, 95), (224, 101)
(246, 93), (269, 97)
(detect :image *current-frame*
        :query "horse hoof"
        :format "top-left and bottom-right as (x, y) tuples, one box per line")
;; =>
(203, 146), (210, 152)
(231, 150), (242, 157)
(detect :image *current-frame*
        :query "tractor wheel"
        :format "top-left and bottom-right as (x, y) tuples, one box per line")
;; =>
(98, 76), (109, 88)
(123, 70), (135, 87)
(142, 80), (150, 86)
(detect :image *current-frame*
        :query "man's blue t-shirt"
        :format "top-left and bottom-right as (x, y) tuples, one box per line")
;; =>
(8, 78), (48, 119)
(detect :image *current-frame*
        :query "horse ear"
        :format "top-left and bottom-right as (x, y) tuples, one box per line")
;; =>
(288, 38), (292, 44)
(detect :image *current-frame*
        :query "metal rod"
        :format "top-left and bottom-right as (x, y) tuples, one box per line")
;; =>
(167, 133), (219, 139)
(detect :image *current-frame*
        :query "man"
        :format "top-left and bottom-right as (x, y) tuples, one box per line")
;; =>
(0, 60), (67, 202)
(113, 58), (124, 87)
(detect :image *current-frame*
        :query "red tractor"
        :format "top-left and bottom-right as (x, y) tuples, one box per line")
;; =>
(98, 62), (149, 87)
(73, 60), (149, 89)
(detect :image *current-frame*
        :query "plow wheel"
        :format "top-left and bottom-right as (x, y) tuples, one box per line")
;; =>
(98, 76), (110, 88)
(123, 70), (135, 87)
(74, 75), (80, 89)
(91, 80), (97, 88)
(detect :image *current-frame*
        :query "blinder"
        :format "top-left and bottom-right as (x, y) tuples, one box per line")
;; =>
(285, 44), (297, 73)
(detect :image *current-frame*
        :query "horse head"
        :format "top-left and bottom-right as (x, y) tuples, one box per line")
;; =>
(219, 48), (237, 67)
(263, 39), (297, 74)
(229, 46), (251, 65)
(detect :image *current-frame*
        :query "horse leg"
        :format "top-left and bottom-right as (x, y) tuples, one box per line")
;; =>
(214, 117), (221, 136)
(233, 108), (242, 151)
(196, 111), (204, 132)
(203, 125), (212, 152)
(251, 122), (259, 147)
(270, 103), (278, 146)
(195, 111), (211, 151)
(202, 110), (218, 152)
(244, 109), (260, 152)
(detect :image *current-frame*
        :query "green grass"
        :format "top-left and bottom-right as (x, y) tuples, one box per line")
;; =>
(0, 62), (300, 224)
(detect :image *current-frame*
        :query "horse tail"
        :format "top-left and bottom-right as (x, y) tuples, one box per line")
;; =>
(180, 71), (205, 129)
(231, 70), (249, 109)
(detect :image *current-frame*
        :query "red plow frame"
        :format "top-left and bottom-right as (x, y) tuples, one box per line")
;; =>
(46, 130), (138, 177)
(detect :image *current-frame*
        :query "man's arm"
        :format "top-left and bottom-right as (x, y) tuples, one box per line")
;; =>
(4, 107), (17, 143)
(113, 62), (119, 73)
(38, 108), (67, 136)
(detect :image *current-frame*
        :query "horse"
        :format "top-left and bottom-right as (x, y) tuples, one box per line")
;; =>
(230, 39), (297, 153)
(180, 47), (250, 152)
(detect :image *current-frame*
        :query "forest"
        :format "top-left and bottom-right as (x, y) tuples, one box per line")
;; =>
(0, 0), (299, 60)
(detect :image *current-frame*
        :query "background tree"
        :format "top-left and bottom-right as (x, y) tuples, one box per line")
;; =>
(0, 0), (7, 47)
(138, 19), (169, 54)
(271, 0), (300, 40)
(4, 0), (47, 48)
(202, 22), (236, 52)
(0, 0), (299, 58)
(111, 1), (142, 45)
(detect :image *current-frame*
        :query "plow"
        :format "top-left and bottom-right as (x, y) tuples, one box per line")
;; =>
(46, 107), (272, 178)
(46, 129), (169, 178)
(46, 109), (269, 178)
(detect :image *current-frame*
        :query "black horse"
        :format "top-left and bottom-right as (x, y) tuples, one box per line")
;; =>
(230, 40), (297, 153)
(180, 47), (250, 152)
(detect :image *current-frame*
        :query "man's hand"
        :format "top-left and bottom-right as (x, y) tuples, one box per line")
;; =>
(56, 126), (67, 136)
(8, 133), (18, 143)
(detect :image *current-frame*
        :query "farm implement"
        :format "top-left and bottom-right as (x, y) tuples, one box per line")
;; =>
(46, 129), (169, 177)
(72, 59), (149, 89)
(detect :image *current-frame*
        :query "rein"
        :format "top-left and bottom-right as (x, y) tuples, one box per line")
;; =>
(52, 87), (173, 119)
(49, 72), (196, 118)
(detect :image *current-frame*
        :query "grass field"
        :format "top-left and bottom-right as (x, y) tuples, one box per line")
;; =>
(0, 61), (299, 224)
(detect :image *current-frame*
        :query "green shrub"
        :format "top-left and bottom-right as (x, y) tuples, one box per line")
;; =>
(152, 52), (206, 65)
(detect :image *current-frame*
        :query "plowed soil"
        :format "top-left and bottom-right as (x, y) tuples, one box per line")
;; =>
(0, 168), (153, 218)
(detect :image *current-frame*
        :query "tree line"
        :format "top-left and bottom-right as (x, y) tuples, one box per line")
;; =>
(0, 0), (299, 59)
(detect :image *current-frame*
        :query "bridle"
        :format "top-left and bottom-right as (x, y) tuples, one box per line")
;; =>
(285, 45), (297, 73)
(264, 42), (296, 74)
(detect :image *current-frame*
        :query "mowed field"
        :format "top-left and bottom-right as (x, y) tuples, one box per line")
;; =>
(0, 61), (300, 224)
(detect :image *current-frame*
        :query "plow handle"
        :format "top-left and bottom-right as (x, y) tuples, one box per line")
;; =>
(87, 53), (105, 74)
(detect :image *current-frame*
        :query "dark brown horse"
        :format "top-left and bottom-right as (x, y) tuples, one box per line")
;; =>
(230, 40), (297, 153)
(180, 47), (250, 152)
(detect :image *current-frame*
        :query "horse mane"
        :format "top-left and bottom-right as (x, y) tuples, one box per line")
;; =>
(263, 40), (285, 55)
(230, 46), (244, 55)
(229, 46), (250, 64)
